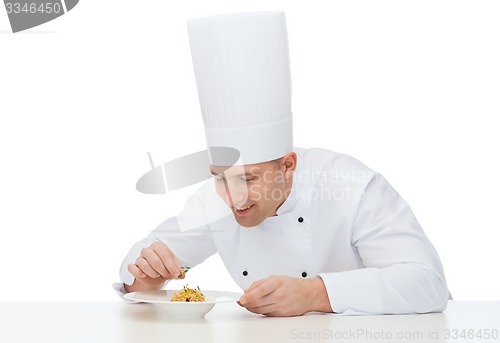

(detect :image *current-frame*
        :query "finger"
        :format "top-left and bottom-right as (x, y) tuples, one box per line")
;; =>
(244, 278), (268, 293)
(128, 264), (146, 279)
(242, 293), (277, 310)
(152, 243), (183, 279)
(263, 311), (285, 317)
(241, 281), (277, 306)
(141, 248), (169, 278)
(244, 275), (279, 296)
(136, 256), (161, 278)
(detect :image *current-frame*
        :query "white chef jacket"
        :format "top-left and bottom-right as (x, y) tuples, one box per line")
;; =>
(115, 147), (450, 315)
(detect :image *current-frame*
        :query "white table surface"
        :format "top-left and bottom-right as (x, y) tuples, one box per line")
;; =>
(1, 300), (499, 343)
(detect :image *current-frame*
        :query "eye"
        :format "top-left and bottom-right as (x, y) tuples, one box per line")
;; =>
(241, 177), (256, 182)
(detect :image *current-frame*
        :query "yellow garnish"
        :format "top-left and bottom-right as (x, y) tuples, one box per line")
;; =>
(171, 285), (205, 302)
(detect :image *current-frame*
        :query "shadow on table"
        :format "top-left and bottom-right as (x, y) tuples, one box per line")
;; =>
(118, 303), (448, 343)
(222, 311), (448, 343)
(119, 303), (216, 342)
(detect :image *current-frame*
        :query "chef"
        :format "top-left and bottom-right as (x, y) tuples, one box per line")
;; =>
(114, 12), (450, 316)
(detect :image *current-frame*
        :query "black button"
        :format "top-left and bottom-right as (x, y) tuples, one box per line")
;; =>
(242, 271), (248, 276)
(298, 217), (304, 223)
(301, 272), (307, 278)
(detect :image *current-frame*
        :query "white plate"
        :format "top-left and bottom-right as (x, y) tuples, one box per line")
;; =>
(124, 290), (242, 319)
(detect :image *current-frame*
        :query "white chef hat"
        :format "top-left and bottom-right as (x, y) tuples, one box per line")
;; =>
(187, 12), (293, 166)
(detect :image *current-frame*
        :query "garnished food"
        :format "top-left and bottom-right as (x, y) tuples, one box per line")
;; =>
(171, 285), (205, 302)
(177, 266), (190, 278)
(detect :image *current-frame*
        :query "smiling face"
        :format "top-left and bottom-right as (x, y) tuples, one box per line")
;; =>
(210, 152), (297, 228)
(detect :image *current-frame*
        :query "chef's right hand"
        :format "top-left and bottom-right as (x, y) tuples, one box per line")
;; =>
(124, 242), (184, 293)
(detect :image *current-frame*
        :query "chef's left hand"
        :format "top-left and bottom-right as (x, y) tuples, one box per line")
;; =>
(238, 275), (332, 317)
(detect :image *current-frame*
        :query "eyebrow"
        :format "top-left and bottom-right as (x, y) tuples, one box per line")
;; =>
(210, 171), (258, 177)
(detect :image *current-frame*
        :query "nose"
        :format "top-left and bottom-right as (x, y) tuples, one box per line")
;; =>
(224, 180), (249, 207)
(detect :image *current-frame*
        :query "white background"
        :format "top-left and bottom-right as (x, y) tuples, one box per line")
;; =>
(1, 0), (499, 301)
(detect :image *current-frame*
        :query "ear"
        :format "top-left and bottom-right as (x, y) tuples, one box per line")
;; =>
(282, 152), (297, 176)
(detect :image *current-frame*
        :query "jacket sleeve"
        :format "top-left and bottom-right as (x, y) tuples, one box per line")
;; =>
(117, 182), (219, 289)
(319, 173), (450, 315)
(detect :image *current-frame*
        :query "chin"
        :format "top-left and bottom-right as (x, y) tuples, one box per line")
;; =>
(235, 219), (256, 228)
(234, 216), (264, 228)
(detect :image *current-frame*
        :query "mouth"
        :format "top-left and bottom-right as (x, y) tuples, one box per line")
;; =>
(234, 204), (255, 216)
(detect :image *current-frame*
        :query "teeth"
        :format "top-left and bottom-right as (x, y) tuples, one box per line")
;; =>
(236, 205), (252, 211)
